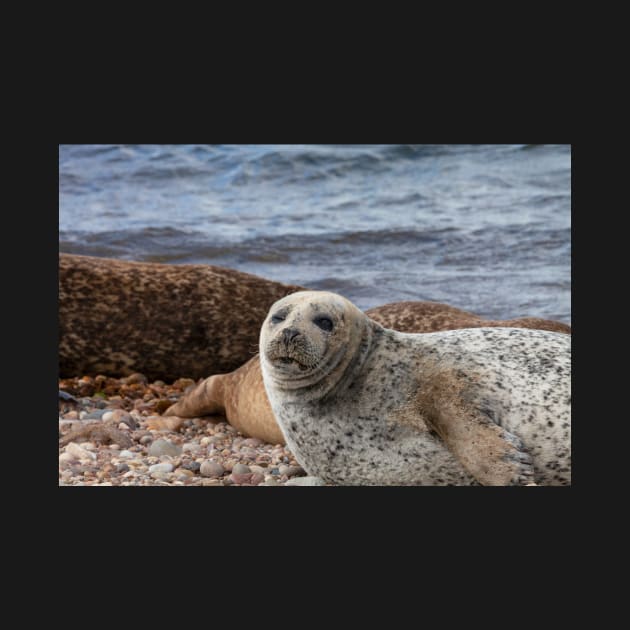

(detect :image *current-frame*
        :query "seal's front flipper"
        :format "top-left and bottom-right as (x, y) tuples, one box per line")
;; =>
(409, 368), (536, 485)
(426, 406), (536, 485)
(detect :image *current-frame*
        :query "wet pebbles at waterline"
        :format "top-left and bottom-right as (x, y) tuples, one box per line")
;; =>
(58, 374), (312, 486)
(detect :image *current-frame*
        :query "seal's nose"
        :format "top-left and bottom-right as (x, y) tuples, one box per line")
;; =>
(282, 328), (300, 344)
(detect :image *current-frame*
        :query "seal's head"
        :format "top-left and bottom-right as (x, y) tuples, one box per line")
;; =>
(260, 291), (377, 400)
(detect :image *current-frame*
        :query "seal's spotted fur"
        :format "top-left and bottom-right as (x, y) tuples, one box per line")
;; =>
(260, 291), (571, 486)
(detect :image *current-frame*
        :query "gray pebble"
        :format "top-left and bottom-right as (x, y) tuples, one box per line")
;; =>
(118, 450), (135, 459)
(148, 439), (182, 458)
(183, 461), (201, 473)
(200, 461), (224, 478)
(240, 447), (258, 459)
(83, 410), (107, 420)
(139, 435), (153, 445)
(182, 442), (201, 452)
(233, 463), (251, 474)
(116, 464), (130, 474)
(149, 463), (174, 474)
(285, 476), (326, 486)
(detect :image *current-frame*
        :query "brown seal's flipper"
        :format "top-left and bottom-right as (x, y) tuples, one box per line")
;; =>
(163, 375), (227, 418)
(159, 358), (285, 445)
(146, 376), (229, 432)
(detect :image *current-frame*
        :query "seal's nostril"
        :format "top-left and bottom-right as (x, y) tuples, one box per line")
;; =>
(282, 328), (300, 344)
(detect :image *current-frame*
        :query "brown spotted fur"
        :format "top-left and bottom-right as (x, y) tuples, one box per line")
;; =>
(59, 253), (304, 381)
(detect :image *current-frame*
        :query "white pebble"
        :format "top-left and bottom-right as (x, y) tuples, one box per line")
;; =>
(148, 463), (174, 474)
(118, 450), (135, 459)
(59, 452), (75, 465)
(65, 442), (96, 461)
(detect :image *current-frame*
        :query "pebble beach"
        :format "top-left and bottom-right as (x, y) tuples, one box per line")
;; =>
(58, 373), (322, 487)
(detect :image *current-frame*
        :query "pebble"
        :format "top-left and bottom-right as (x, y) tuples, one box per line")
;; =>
(200, 461), (224, 478)
(183, 461), (201, 473)
(239, 447), (258, 459)
(102, 409), (131, 423)
(260, 479), (280, 486)
(59, 452), (75, 466)
(242, 438), (263, 447)
(65, 442), (97, 461)
(201, 479), (223, 486)
(232, 463), (251, 474)
(285, 476), (326, 486)
(115, 464), (130, 474)
(249, 465), (266, 475)
(228, 472), (265, 485)
(139, 435), (153, 445)
(148, 463), (174, 474)
(118, 450), (135, 459)
(148, 439), (182, 458)
(83, 410), (107, 420)
(150, 471), (171, 481)
(279, 465), (304, 477)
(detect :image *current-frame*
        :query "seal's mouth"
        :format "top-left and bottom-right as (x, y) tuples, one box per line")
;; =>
(271, 355), (311, 371)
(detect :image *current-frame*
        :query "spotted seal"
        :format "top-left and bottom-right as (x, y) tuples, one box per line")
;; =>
(59, 253), (303, 381)
(258, 291), (571, 485)
(156, 301), (570, 446)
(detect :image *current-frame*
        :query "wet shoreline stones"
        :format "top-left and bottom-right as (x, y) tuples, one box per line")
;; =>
(59, 374), (314, 487)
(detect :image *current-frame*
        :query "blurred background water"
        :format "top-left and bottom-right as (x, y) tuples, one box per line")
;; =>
(59, 144), (571, 323)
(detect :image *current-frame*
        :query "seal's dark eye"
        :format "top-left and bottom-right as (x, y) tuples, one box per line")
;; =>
(271, 314), (285, 324)
(314, 316), (333, 331)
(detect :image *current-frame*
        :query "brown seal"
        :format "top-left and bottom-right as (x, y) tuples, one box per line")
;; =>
(153, 300), (570, 443)
(59, 253), (304, 381)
